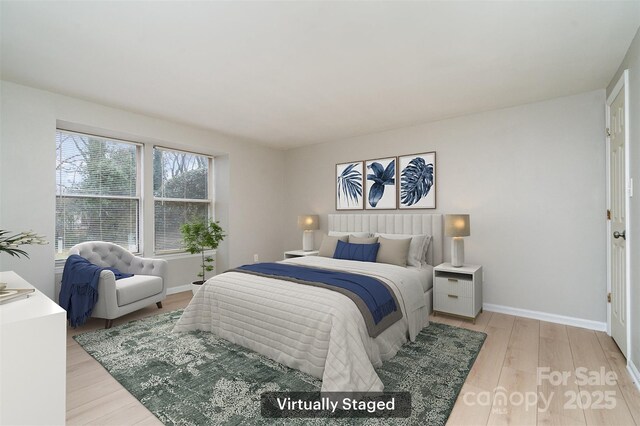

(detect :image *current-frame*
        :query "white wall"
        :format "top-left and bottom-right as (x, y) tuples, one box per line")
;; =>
(0, 79), (610, 327)
(607, 27), (640, 376)
(284, 90), (607, 323)
(0, 82), (56, 295)
(0, 81), (286, 299)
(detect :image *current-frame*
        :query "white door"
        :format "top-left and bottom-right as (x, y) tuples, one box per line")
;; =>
(608, 72), (628, 357)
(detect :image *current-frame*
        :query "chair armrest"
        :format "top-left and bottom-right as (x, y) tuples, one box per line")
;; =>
(93, 270), (118, 318)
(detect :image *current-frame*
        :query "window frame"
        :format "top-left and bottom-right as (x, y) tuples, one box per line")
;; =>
(55, 129), (143, 263)
(152, 146), (214, 255)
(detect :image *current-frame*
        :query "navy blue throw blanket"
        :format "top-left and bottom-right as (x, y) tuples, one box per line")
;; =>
(59, 254), (133, 327)
(234, 263), (402, 337)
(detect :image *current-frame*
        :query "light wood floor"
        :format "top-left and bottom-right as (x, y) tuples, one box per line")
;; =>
(437, 311), (640, 426)
(67, 292), (640, 425)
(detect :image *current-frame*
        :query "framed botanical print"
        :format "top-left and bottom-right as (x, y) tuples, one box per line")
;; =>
(364, 157), (397, 210)
(335, 161), (364, 210)
(398, 152), (436, 209)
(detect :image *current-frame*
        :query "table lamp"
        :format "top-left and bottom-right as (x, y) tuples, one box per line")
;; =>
(444, 214), (470, 267)
(298, 215), (319, 251)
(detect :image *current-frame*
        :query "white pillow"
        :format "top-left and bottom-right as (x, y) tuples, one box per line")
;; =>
(328, 231), (371, 238)
(374, 233), (429, 268)
(421, 235), (433, 266)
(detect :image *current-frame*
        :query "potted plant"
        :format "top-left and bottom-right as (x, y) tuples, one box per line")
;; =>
(0, 229), (48, 289)
(0, 229), (48, 258)
(181, 219), (226, 294)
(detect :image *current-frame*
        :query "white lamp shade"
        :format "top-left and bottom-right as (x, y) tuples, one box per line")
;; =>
(444, 214), (470, 237)
(298, 215), (319, 231)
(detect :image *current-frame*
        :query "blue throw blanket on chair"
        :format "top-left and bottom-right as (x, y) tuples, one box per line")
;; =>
(60, 254), (133, 327)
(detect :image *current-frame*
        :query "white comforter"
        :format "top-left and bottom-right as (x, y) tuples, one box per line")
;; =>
(172, 256), (429, 391)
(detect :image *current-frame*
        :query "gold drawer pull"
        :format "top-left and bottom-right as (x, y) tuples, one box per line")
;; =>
(448, 294), (458, 299)
(448, 278), (458, 282)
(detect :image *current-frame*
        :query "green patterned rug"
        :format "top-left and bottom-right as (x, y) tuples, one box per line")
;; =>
(74, 310), (485, 425)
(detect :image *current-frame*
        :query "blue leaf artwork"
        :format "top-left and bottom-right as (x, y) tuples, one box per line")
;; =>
(399, 152), (436, 209)
(366, 158), (396, 209)
(336, 162), (363, 209)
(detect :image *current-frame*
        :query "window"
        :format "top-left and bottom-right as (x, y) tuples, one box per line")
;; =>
(154, 147), (212, 252)
(55, 130), (141, 260)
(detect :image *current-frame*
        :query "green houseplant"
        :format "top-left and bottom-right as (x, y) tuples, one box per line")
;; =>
(0, 229), (49, 289)
(0, 229), (48, 258)
(181, 220), (226, 291)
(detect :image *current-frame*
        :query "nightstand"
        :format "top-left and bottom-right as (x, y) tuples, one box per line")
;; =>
(433, 263), (483, 323)
(284, 250), (319, 259)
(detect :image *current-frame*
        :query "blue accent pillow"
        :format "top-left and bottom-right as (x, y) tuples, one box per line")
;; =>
(333, 240), (380, 262)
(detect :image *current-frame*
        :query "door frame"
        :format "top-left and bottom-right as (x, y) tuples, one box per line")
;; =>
(606, 69), (630, 360)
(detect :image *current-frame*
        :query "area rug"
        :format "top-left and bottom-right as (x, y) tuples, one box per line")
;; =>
(74, 310), (486, 425)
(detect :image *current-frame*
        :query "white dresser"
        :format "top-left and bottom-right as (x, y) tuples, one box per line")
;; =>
(0, 271), (66, 425)
(433, 263), (483, 323)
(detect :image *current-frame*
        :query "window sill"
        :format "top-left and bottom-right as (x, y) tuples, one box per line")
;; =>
(155, 250), (216, 260)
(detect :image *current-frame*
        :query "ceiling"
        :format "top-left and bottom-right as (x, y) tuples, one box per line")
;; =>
(1, 1), (639, 150)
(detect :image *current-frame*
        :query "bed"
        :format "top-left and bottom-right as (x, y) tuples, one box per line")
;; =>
(173, 214), (443, 392)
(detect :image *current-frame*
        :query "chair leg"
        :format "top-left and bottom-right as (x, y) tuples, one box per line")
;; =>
(105, 319), (114, 329)
(156, 301), (163, 309)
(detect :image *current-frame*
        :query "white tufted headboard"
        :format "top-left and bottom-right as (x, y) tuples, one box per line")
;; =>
(328, 214), (443, 266)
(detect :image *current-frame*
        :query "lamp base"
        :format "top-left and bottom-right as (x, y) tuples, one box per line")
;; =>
(302, 230), (314, 251)
(451, 237), (465, 267)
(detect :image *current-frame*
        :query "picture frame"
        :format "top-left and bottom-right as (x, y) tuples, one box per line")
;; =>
(335, 161), (364, 210)
(398, 151), (436, 209)
(364, 157), (397, 210)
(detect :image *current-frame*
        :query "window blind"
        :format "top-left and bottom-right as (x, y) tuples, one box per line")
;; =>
(153, 147), (212, 252)
(55, 130), (140, 259)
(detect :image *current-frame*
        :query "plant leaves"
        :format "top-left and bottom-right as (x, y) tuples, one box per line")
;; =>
(366, 160), (395, 207)
(337, 163), (362, 206)
(400, 158), (433, 206)
(367, 174), (384, 185)
(181, 220), (226, 280)
(368, 162), (385, 177)
(381, 160), (395, 182)
(368, 182), (385, 207)
(367, 161), (395, 185)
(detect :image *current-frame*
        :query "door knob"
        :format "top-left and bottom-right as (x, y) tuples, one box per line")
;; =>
(613, 230), (626, 240)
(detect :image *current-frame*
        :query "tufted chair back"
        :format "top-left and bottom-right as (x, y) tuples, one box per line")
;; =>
(69, 241), (167, 278)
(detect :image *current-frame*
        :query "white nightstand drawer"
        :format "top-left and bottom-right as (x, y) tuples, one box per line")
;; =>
(434, 292), (473, 317)
(434, 276), (473, 297)
(433, 263), (482, 322)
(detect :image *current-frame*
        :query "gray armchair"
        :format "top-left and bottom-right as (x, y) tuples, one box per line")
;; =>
(68, 242), (168, 328)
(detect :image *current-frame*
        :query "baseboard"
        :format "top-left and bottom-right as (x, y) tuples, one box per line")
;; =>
(166, 284), (192, 295)
(628, 361), (640, 391)
(483, 303), (607, 332)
